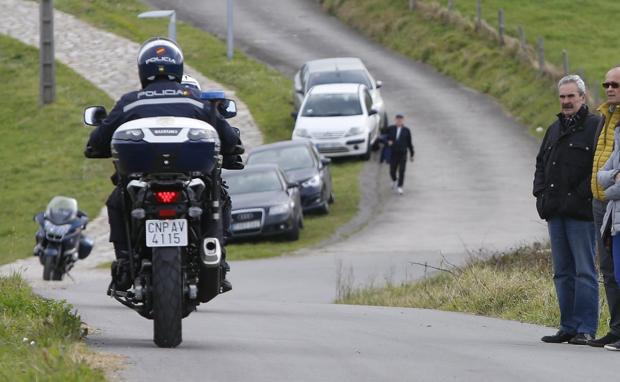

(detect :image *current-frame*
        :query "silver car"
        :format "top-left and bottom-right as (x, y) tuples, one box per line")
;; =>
(293, 57), (388, 129)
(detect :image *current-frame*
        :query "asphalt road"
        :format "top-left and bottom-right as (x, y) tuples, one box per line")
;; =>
(18, 0), (619, 380)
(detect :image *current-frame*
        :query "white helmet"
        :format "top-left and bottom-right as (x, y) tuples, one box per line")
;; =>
(181, 74), (201, 91)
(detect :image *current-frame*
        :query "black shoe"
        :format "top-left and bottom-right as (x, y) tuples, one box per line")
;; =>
(587, 332), (620, 347)
(604, 339), (620, 351)
(221, 278), (232, 293)
(568, 333), (594, 345)
(541, 330), (575, 343)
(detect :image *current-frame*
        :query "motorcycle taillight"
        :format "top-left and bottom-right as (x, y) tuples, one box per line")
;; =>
(154, 191), (180, 204)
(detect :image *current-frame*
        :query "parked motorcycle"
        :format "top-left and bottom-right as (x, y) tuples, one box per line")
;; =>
(33, 196), (93, 281)
(83, 98), (242, 348)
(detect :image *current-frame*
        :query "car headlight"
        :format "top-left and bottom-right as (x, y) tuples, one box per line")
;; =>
(294, 128), (311, 138)
(269, 203), (291, 216)
(301, 174), (321, 188)
(344, 127), (363, 137)
(113, 128), (144, 141)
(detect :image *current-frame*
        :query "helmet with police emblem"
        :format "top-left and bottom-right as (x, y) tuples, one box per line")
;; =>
(137, 37), (184, 88)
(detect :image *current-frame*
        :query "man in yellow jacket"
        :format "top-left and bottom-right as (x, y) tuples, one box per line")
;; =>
(589, 67), (620, 348)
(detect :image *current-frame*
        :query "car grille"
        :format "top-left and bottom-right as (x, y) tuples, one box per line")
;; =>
(317, 146), (349, 154)
(312, 131), (345, 139)
(231, 209), (264, 233)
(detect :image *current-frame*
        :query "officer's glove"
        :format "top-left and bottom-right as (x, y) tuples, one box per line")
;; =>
(222, 154), (244, 170)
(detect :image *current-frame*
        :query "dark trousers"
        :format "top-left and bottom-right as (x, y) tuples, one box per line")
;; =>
(389, 151), (407, 187)
(593, 198), (620, 336)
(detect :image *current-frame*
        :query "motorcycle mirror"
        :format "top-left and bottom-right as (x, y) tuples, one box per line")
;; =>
(218, 99), (237, 119)
(84, 106), (107, 126)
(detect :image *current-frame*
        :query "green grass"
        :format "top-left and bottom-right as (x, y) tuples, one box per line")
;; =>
(0, 274), (106, 381)
(338, 243), (612, 336)
(447, 0), (620, 95)
(320, 0), (562, 134)
(0, 35), (113, 265)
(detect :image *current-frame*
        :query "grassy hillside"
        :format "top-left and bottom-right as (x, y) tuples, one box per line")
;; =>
(0, 35), (112, 265)
(449, 0), (620, 93)
(320, 0), (573, 134)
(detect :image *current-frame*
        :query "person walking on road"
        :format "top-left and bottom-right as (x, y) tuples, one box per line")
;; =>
(387, 114), (414, 195)
(589, 67), (620, 350)
(533, 74), (600, 345)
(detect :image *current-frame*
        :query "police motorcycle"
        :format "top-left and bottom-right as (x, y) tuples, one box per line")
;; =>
(83, 96), (242, 348)
(33, 196), (93, 281)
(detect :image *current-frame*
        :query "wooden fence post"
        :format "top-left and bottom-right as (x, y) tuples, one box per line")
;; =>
(498, 9), (505, 46)
(562, 50), (569, 75)
(537, 37), (545, 74)
(476, 0), (481, 31)
(517, 25), (525, 50)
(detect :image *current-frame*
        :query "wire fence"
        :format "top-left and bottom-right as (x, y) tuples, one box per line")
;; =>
(407, 0), (601, 106)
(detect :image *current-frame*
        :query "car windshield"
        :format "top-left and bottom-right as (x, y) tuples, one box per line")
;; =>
(300, 92), (362, 117)
(248, 146), (315, 171)
(224, 170), (283, 195)
(306, 70), (372, 90)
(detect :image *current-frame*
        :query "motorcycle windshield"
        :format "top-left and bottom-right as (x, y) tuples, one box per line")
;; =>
(45, 196), (78, 225)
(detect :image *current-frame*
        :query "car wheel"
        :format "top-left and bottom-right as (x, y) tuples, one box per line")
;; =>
(285, 218), (301, 241)
(319, 199), (330, 214)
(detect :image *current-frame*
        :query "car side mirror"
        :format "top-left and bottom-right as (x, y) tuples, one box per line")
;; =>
(376, 80), (383, 89)
(321, 157), (331, 166)
(287, 181), (300, 189)
(290, 111), (298, 120)
(368, 108), (378, 116)
(83, 106), (107, 126)
(218, 99), (237, 119)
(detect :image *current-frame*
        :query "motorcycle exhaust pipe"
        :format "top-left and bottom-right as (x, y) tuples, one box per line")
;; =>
(201, 238), (221, 267)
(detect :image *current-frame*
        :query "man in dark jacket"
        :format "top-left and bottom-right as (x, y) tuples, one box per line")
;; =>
(85, 37), (240, 292)
(533, 74), (600, 345)
(387, 114), (414, 195)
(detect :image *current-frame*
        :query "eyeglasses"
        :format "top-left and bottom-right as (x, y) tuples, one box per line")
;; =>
(602, 82), (620, 89)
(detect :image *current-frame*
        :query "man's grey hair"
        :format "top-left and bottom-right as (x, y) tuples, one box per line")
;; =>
(558, 74), (586, 95)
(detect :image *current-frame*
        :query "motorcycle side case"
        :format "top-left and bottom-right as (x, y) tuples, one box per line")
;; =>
(111, 117), (220, 175)
(78, 235), (94, 259)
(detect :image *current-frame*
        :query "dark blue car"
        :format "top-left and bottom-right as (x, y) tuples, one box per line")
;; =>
(246, 140), (334, 213)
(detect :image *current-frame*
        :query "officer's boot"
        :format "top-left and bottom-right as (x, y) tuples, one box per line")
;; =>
(108, 247), (132, 294)
(220, 247), (232, 293)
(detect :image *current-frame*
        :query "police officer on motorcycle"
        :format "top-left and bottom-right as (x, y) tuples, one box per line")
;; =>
(85, 37), (240, 292)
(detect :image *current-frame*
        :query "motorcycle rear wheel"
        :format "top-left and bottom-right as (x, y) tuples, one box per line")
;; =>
(152, 247), (183, 348)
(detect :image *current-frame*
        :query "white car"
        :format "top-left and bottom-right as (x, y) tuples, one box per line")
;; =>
(293, 57), (387, 130)
(292, 83), (381, 160)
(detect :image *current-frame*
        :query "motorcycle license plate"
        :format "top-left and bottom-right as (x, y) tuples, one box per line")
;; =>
(145, 219), (188, 247)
